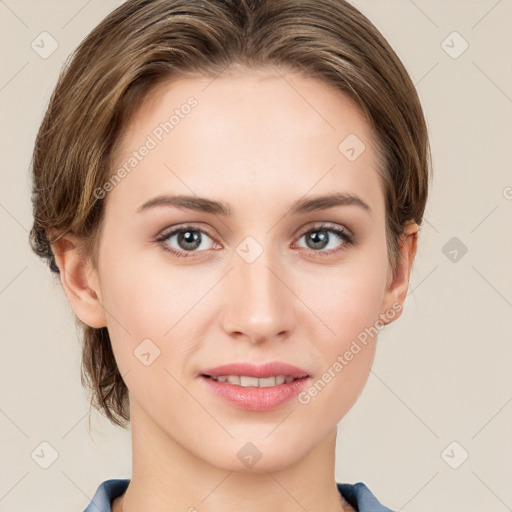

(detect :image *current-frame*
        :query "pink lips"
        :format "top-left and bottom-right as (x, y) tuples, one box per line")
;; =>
(199, 361), (311, 412)
(200, 361), (309, 379)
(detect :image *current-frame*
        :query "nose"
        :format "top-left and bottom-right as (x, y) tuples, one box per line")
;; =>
(220, 242), (296, 345)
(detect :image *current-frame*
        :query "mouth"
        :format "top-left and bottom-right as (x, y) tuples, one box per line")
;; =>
(200, 361), (310, 381)
(201, 374), (309, 387)
(198, 362), (311, 410)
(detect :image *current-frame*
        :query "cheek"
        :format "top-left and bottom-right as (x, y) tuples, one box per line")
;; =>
(97, 245), (215, 363)
(300, 249), (389, 346)
(293, 258), (388, 419)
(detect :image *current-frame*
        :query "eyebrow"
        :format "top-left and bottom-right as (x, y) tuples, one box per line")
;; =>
(136, 192), (372, 217)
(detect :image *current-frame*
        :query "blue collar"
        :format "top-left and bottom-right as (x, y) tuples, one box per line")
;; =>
(84, 478), (396, 511)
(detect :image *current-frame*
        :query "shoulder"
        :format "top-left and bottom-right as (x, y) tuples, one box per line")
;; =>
(337, 481), (398, 512)
(82, 479), (130, 512)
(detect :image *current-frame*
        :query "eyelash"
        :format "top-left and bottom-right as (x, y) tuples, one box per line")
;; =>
(155, 222), (354, 259)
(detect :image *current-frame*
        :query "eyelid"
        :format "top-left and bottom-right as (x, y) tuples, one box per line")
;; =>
(156, 221), (351, 242)
(156, 222), (217, 241)
(295, 221), (353, 240)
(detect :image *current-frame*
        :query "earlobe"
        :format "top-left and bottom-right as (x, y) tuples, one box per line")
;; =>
(51, 234), (107, 329)
(379, 221), (418, 325)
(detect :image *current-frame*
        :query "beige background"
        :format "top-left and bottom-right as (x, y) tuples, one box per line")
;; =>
(1, 1), (511, 511)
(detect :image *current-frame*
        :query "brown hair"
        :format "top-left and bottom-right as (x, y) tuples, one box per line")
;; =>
(29, 0), (432, 428)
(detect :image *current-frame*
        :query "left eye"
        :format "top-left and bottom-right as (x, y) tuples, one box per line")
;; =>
(295, 224), (353, 254)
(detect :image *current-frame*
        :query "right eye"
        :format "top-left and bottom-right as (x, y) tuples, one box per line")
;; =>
(155, 225), (219, 258)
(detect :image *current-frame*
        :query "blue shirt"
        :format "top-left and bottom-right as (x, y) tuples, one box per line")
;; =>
(83, 478), (397, 511)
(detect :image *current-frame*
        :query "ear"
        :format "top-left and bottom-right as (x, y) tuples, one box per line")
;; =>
(51, 233), (107, 329)
(379, 221), (418, 325)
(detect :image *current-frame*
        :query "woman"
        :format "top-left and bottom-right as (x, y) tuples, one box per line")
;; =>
(29, 0), (431, 510)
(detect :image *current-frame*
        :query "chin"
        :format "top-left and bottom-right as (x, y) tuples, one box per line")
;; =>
(202, 440), (306, 474)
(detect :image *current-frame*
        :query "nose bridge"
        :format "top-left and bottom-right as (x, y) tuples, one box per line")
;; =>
(221, 236), (294, 342)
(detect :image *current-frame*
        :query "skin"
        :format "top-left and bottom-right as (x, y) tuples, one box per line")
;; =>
(52, 66), (418, 512)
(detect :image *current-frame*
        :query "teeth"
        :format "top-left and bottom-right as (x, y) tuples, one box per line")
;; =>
(210, 375), (298, 387)
(240, 376), (259, 387)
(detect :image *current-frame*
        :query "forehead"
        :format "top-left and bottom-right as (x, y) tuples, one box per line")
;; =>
(106, 68), (385, 218)
(126, 68), (374, 151)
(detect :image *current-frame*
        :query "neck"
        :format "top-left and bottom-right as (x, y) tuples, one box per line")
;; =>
(115, 400), (351, 512)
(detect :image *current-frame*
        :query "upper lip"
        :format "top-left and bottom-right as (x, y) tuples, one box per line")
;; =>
(200, 362), (310, 379)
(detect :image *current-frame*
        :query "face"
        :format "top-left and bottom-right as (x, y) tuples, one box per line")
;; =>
(81, 67), (406, 472)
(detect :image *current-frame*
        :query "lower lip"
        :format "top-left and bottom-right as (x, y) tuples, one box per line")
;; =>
(200, 375), (310, 411)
